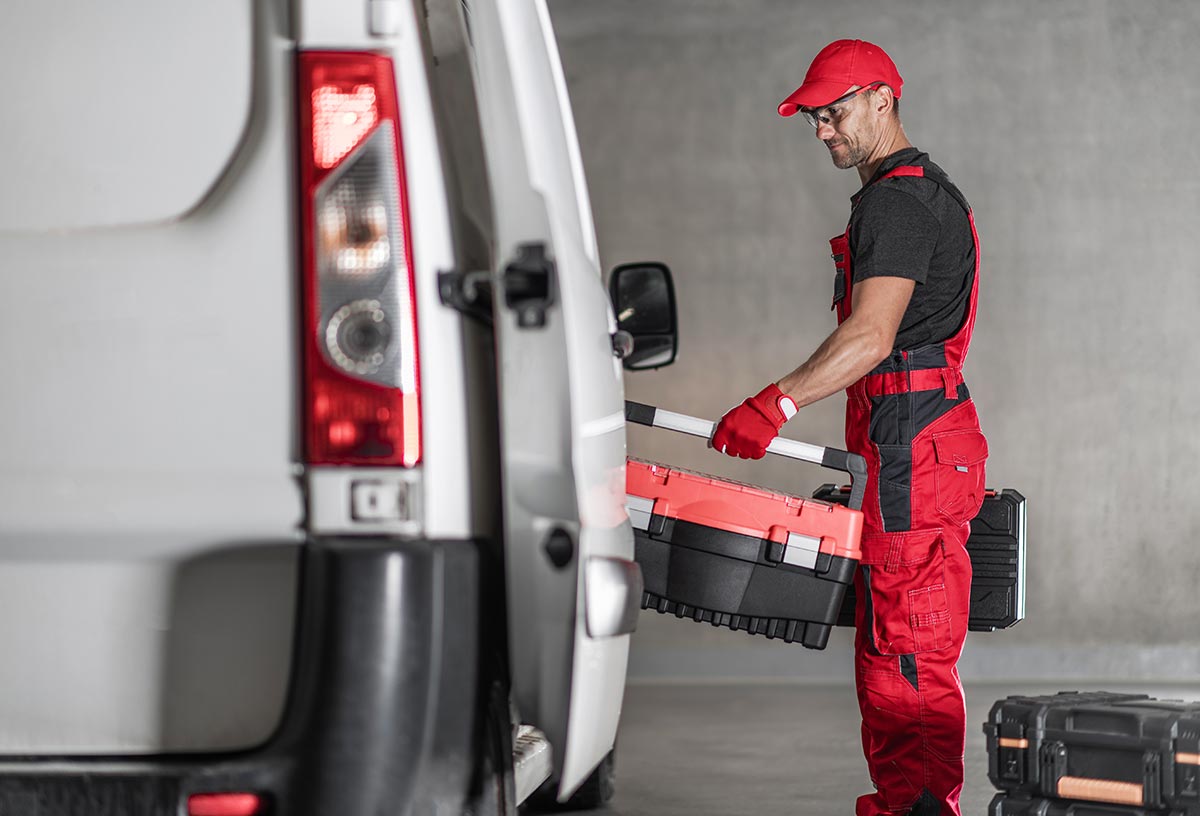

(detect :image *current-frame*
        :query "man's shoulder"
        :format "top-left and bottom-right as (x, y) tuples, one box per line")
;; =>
(856, 167), (970, 230)
(851, 182), (940, 226)
(901, 154), (971, 213)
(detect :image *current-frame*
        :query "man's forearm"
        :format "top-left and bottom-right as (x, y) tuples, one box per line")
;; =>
(775, 316), (892, 409)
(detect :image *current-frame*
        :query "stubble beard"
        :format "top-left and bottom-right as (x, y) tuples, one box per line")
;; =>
(829, 139), (869, 170)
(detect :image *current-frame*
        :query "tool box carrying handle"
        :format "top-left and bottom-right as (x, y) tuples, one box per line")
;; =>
(624, 400), (868, 512)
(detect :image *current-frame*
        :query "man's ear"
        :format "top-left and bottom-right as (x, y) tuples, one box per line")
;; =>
(873, 85), (896, 118)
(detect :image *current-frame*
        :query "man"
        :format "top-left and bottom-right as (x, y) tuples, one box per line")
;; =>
(712, 39), (988, 816)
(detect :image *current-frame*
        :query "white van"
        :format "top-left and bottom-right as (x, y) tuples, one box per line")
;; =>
(0, 0), (677, 812)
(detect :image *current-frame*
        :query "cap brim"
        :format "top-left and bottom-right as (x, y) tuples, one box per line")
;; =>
(777, 79), (856, 117)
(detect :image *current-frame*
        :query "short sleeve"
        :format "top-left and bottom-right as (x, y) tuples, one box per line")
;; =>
(849, 186), (940, 285)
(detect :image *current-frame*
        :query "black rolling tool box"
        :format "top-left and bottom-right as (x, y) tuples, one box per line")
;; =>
(989, 792), (1188, 815)
(984, 691), (1200, 814)
(813, 483), (1027, 632)
(624, 401), (867, 650)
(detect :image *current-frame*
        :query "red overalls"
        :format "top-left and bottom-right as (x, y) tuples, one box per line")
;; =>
(831, 165), (988, 816)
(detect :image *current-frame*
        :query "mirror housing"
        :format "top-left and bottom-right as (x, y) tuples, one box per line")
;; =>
(608, 262), (678, 371)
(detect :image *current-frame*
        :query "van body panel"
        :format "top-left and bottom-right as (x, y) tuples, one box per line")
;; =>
(0, 0), (301, 752)
(0, 542), (298, 753)
(296, 0), (375, 48)
(531, 0), (600, 269)
(0, 0), (254, 231)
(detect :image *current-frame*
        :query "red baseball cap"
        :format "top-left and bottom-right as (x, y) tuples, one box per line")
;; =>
(778, 39), (903, 117)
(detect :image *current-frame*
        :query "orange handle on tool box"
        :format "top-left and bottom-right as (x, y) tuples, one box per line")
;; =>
(624, 400), (868, 512)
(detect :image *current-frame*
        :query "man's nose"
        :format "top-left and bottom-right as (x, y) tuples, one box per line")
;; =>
(815, 120), (836, 140)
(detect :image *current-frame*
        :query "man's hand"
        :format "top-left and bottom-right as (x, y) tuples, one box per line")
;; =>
(712, 384), (798, 459)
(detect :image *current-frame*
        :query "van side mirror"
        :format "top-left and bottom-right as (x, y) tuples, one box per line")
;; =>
(608, 262), (678, 371)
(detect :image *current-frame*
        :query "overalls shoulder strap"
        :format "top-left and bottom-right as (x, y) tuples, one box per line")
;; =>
(829, 164), (980, 382)
(876, 165), (971, 216)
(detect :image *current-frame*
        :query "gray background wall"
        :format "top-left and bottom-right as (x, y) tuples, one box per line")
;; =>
(548, 0), (1200, 682)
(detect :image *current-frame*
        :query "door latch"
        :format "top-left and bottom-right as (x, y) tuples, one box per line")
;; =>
(503, 243), (556, 329)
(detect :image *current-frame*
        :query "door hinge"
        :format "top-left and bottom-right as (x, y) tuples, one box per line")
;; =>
(438, 269), (493, 325)
(503, 243), (556, 329)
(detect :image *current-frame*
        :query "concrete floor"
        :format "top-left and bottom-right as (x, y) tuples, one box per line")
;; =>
(573, 682), (1200, 816)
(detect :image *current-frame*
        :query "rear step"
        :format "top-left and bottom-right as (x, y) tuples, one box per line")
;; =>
(513, 725), (552, 805)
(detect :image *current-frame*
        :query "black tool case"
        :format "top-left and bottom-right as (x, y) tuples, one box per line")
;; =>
(624, 401), (867, 649)
(984, 691), (1200, 813)
(813, 484), (1026, 631)
(989, 792), (1188, 815)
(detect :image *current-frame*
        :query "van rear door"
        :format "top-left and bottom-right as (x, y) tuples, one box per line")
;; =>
(463, 0), (641, 798)
(0, 0), (300, 753)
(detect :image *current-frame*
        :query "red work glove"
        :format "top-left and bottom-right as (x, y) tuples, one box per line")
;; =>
(712, 384), (798, 460)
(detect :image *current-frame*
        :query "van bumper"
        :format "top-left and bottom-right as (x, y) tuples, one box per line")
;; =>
(0, 537), (488, 816)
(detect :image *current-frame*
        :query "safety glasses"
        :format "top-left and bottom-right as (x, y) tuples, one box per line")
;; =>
(800, 83), (883, 130)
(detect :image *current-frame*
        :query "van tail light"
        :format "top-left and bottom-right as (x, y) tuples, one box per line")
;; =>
(187, 793), (264, 816)
(298, 52), (421, 466)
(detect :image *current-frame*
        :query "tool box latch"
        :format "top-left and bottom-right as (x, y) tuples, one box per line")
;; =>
(781, 532), (821, 571)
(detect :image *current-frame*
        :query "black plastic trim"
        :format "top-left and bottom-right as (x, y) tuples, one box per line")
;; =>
(623, 400), (657, 428)
(438, 268), (495, 326)
(0, 537), (490, 816)
(819, 448), (868, 511)
(633, 519), (858, 650)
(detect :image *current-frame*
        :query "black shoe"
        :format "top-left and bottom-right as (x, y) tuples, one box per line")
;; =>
(907, 789), (941, 816)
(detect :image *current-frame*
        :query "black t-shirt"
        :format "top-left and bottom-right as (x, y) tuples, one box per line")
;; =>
(848, 148), (975, 351)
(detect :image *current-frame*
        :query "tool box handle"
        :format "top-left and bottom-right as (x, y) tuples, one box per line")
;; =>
(624, 400), (868, 512)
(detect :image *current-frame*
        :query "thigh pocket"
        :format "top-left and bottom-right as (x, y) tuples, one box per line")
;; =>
(931, 429), (988, 525)
(862, 528), (953, 655)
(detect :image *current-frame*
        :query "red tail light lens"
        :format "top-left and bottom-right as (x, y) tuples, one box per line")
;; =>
(187, 793), (264, 816)
(299, 52), (421, 466)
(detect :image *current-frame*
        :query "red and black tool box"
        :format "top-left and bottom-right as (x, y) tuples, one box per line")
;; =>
(989, 792), (1188, 815)
(813, 483), (1027, 631)
(624, 401), (866, 650)
(984, 691), (1200, 814)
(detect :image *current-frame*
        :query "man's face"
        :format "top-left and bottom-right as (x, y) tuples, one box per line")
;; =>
(804, 89), (877, 170)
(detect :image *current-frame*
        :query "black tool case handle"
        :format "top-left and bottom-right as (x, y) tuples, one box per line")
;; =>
(624, 400), (868, 511)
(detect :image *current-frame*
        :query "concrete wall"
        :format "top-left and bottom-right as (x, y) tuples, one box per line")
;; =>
(548, 0), (1200, 681)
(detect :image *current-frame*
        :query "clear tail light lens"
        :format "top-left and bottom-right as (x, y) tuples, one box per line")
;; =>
(298, 52), (420, 466)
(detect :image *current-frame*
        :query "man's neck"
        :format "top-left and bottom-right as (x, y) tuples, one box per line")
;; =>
(856, 127), (914, 185)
